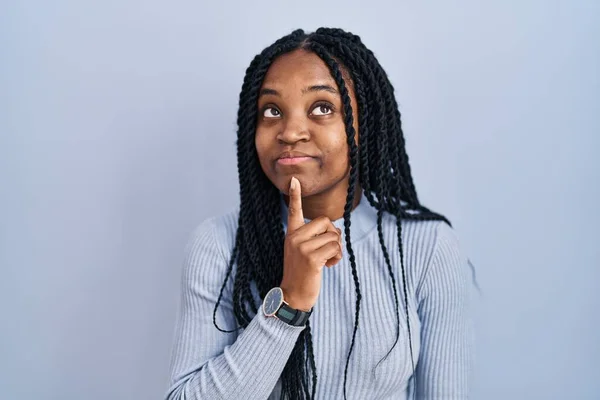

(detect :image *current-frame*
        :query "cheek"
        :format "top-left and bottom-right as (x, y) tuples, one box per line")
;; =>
(254, 131), (269, 166)
(321, 136), (349, 171)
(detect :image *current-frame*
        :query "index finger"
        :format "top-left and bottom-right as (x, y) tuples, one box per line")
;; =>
(287, 176), (304, 232)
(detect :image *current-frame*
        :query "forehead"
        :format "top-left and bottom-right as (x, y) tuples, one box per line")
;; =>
(261, 49), (335, 88)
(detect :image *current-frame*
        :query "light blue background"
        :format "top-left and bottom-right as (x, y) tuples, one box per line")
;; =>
(1, 1), (598, 399)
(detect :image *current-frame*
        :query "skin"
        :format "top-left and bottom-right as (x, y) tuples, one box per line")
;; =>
(254, 49), (362, 310)
(255, 49), (361, 221)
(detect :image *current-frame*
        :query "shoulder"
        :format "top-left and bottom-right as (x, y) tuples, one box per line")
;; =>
(186, 207), (239, 253)
(181, 207), (240, 283)
(382, 214), (463, 261)
(401, 219), (470, 300)
(378, 213), (466, 290)
(379, 213), (453, 263)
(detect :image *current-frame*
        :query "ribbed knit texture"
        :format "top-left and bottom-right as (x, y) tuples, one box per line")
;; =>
(166, 192), (473, 399)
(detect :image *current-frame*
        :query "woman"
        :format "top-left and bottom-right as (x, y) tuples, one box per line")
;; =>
(166, 28), (473, 400)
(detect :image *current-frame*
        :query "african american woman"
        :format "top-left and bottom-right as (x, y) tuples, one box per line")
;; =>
(166, 28), (474, 400)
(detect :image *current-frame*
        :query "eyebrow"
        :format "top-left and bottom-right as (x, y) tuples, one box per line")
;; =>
(259, 88), (280, 97)
(302, 85), (338, 95)
(258, 84), (339, 97)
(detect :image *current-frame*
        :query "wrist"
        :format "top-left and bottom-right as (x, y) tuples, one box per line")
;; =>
(281, 288), (312, 312)
(263, 287), (313, 327)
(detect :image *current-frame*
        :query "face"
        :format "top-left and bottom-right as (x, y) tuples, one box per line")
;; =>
(255, 49), (359, 198)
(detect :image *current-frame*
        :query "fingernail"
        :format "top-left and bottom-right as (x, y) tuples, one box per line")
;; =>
(290, 177), (296, 192)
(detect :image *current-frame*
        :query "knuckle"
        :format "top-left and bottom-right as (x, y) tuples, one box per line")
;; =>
(316, 216), (330, 224)
(288, 232), (299, 245)
(298, 242), (309, 254)
(326, 232), (338, 241)
(331, 242), (341, 254)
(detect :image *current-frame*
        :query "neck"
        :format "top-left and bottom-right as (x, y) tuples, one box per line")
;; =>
(283, 182), (362, 221)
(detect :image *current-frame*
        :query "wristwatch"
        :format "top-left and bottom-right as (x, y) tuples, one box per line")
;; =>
(262, 287), (312, 327)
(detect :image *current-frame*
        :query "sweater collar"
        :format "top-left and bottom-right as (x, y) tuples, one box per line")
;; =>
(280, 191), (378, 243)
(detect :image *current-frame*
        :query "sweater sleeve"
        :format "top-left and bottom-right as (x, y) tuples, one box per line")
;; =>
(165, 217), (305, 400)
(414, 222), (474, 399)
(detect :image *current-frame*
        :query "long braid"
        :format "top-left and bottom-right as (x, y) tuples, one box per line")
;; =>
(308, 42), (362, 400)
(214, 30), (321, 399)
(312, 31), (434, 398)
(213, 28), (451, 399)
(319, 32), (417, 377)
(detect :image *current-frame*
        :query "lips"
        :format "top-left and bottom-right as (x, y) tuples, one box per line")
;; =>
(277, 157), (314, 165)
(277, 151), (314, 159)
(276, 151), (317, 167)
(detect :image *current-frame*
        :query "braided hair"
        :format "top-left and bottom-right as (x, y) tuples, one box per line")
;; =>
(212, 28), (450, 399)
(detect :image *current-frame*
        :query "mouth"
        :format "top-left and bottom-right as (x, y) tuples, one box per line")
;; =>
(276, 156), (315, 166)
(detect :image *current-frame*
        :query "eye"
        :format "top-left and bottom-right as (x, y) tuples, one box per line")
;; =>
(311, 104), (333, 116)
(263, 107), (281, 118)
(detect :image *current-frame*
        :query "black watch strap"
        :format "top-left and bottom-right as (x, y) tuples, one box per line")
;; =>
(276, 303), (312, 327)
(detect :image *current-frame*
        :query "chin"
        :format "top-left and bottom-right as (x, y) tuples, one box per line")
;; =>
(274, 175), (319, 196)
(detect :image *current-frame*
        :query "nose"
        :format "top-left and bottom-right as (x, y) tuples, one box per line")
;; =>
(277, 114), (310, 144)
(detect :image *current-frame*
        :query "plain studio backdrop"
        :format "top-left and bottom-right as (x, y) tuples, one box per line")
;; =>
(1, 1), (598, 399)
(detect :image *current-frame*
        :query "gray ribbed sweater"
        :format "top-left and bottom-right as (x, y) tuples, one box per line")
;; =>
(166, 192), (473, 399)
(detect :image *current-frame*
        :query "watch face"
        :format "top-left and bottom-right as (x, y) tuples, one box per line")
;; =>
(263, 287), (284, 317)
